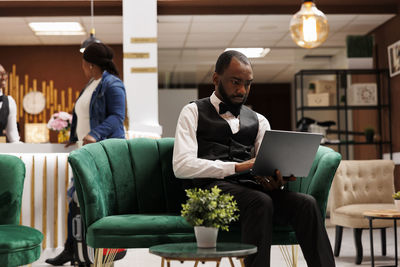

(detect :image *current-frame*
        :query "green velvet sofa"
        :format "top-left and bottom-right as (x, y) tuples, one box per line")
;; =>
(68, 138), (341, 261)
(0, 154), (43, 267)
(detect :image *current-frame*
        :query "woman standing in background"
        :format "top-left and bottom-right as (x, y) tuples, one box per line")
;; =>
(46, 42), (126, 266)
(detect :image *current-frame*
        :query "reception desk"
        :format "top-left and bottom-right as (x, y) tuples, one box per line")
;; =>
(0, 143), (79, 251)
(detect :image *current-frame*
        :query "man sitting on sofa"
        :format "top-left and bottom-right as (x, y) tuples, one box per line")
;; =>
(172, 50), (335, 267)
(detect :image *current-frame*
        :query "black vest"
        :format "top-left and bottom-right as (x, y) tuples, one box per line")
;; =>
(0, 95), (9, 136)
(195, 97), (259, 163)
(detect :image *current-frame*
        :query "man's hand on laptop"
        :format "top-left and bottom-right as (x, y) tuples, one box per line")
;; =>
(235, 158), (255, 173)
(254, 170), (283, 191)
(255, 170), (296, 191)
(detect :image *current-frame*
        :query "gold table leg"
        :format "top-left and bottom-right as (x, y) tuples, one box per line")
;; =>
(228, 257), (235, 267)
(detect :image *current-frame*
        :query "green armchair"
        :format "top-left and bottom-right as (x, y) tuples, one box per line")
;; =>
(0, 154), (43, 267)
(68, 138), (341, 266)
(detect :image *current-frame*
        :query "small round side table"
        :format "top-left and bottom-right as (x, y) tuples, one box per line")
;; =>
(149, 242), (257, 267)
(364, 209), (400, 267)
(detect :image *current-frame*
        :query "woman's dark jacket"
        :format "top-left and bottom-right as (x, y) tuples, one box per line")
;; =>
(69, 71), (126, 142)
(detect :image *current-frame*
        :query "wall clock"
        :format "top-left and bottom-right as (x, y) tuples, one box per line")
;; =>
(23, 91), (46, 115)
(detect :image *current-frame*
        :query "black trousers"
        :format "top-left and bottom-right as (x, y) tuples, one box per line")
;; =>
(201, 180), (335, 267)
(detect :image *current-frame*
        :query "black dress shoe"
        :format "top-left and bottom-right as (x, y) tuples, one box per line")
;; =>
(45, 248), (74, 266)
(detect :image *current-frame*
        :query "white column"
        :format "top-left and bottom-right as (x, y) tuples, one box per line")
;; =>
(122, 0), (162, 138)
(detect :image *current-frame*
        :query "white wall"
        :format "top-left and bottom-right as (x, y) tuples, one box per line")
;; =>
(158, 89), (198, 137)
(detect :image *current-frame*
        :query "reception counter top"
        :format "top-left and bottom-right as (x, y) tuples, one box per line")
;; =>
(0, 143), (78, 153)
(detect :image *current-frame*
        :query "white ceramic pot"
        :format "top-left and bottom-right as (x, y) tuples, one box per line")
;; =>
(194, 226), (218, 248)
(395, 199), (400, 211)
(347, 57), (373, 69)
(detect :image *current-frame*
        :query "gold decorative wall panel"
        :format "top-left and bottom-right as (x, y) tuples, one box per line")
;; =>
(4, 64), (78, 142)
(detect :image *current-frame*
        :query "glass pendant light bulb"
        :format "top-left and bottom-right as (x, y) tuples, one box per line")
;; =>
(290, 0), (329, 49)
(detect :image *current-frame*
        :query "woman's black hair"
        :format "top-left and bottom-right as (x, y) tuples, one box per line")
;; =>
(83, 43), (119, 76)
(215, 50), (251, 75)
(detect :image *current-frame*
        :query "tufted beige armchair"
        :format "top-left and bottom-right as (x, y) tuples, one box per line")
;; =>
(329, 160), (396, 264)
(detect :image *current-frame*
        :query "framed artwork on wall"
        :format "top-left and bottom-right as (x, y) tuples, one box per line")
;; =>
(388, 40), (400, 77)
(25, 123), (49, 143)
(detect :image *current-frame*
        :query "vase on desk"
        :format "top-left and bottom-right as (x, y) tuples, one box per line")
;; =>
(57, 129), (70, 144)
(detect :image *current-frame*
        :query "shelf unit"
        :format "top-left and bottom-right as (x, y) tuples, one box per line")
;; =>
(294, 69), (392, 160)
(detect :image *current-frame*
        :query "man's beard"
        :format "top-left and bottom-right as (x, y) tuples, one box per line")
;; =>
(0, 80), (5, 91)
(218, 81), (248, 108)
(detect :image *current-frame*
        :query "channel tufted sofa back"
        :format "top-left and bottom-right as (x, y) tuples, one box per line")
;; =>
(69, 138), (186, 230)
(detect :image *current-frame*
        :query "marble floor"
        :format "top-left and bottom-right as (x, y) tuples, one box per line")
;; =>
(33, 220), (399, 267)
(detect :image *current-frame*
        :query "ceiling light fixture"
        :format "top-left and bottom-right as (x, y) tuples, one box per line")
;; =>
(29, 22), (85, 36)
(80, 0), (101, 53)
(225, 48), (271, 58)
(290, 0), (329, 49)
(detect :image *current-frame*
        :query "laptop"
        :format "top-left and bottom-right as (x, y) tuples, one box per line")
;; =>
(225, 130), (323, 179)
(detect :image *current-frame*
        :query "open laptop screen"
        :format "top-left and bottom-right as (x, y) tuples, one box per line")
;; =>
(251, 130), (323, 177)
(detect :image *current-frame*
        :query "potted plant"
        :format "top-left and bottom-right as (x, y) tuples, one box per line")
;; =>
(308, 82), (316, 94)
(364, 127), (375, 143)
(346, 35), (374, 69)
(181, 186), (239, 248)
(392, 191), (400, 210)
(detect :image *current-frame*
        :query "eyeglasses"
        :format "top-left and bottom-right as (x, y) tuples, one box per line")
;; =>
(0, 72), (8, 79)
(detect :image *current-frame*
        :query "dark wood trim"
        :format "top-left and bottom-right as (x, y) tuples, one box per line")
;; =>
(0, 1), (397, 16)
(158, 4), (399, 15)
(0, 1), (122, 17)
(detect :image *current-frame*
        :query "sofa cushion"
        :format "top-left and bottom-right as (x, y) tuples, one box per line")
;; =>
(86, 214), (195, 248)
(0, 225), (43, 266)
(331, 203), (396, 228)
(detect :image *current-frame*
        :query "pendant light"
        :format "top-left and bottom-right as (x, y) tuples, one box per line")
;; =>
(80, 0), (101, 53)
(290, 0), (329, 49)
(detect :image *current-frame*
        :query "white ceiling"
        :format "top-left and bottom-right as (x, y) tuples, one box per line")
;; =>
(0, 14), (395, 84)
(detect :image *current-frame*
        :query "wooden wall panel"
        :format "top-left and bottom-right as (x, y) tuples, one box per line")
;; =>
(0, 45), (122, 142)
(372, 14), (400, 190)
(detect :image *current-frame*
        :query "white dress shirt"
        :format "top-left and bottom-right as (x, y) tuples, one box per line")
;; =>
(0, 90), (20, 143)
(173, 92), (271, 179)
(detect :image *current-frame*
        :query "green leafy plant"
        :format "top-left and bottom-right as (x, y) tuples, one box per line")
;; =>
(308, 83), (316, 93)
(364, 127), (375, 134)
(392, 191), (400, 200)
(346, 35), (373, 58)
(364, 127), (375, 143)
(181, 186), (239, 231)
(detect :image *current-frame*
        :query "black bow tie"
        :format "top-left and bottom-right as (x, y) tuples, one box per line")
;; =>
(219, 102), (241, 117)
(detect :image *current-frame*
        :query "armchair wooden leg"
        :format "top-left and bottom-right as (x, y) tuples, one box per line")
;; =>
(334, 225), (343, 257)
(353, 228), (363, 265)
(279, 245), (298, 267)
(381, 228), (387, 256)
(333, 225), (343, 257)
